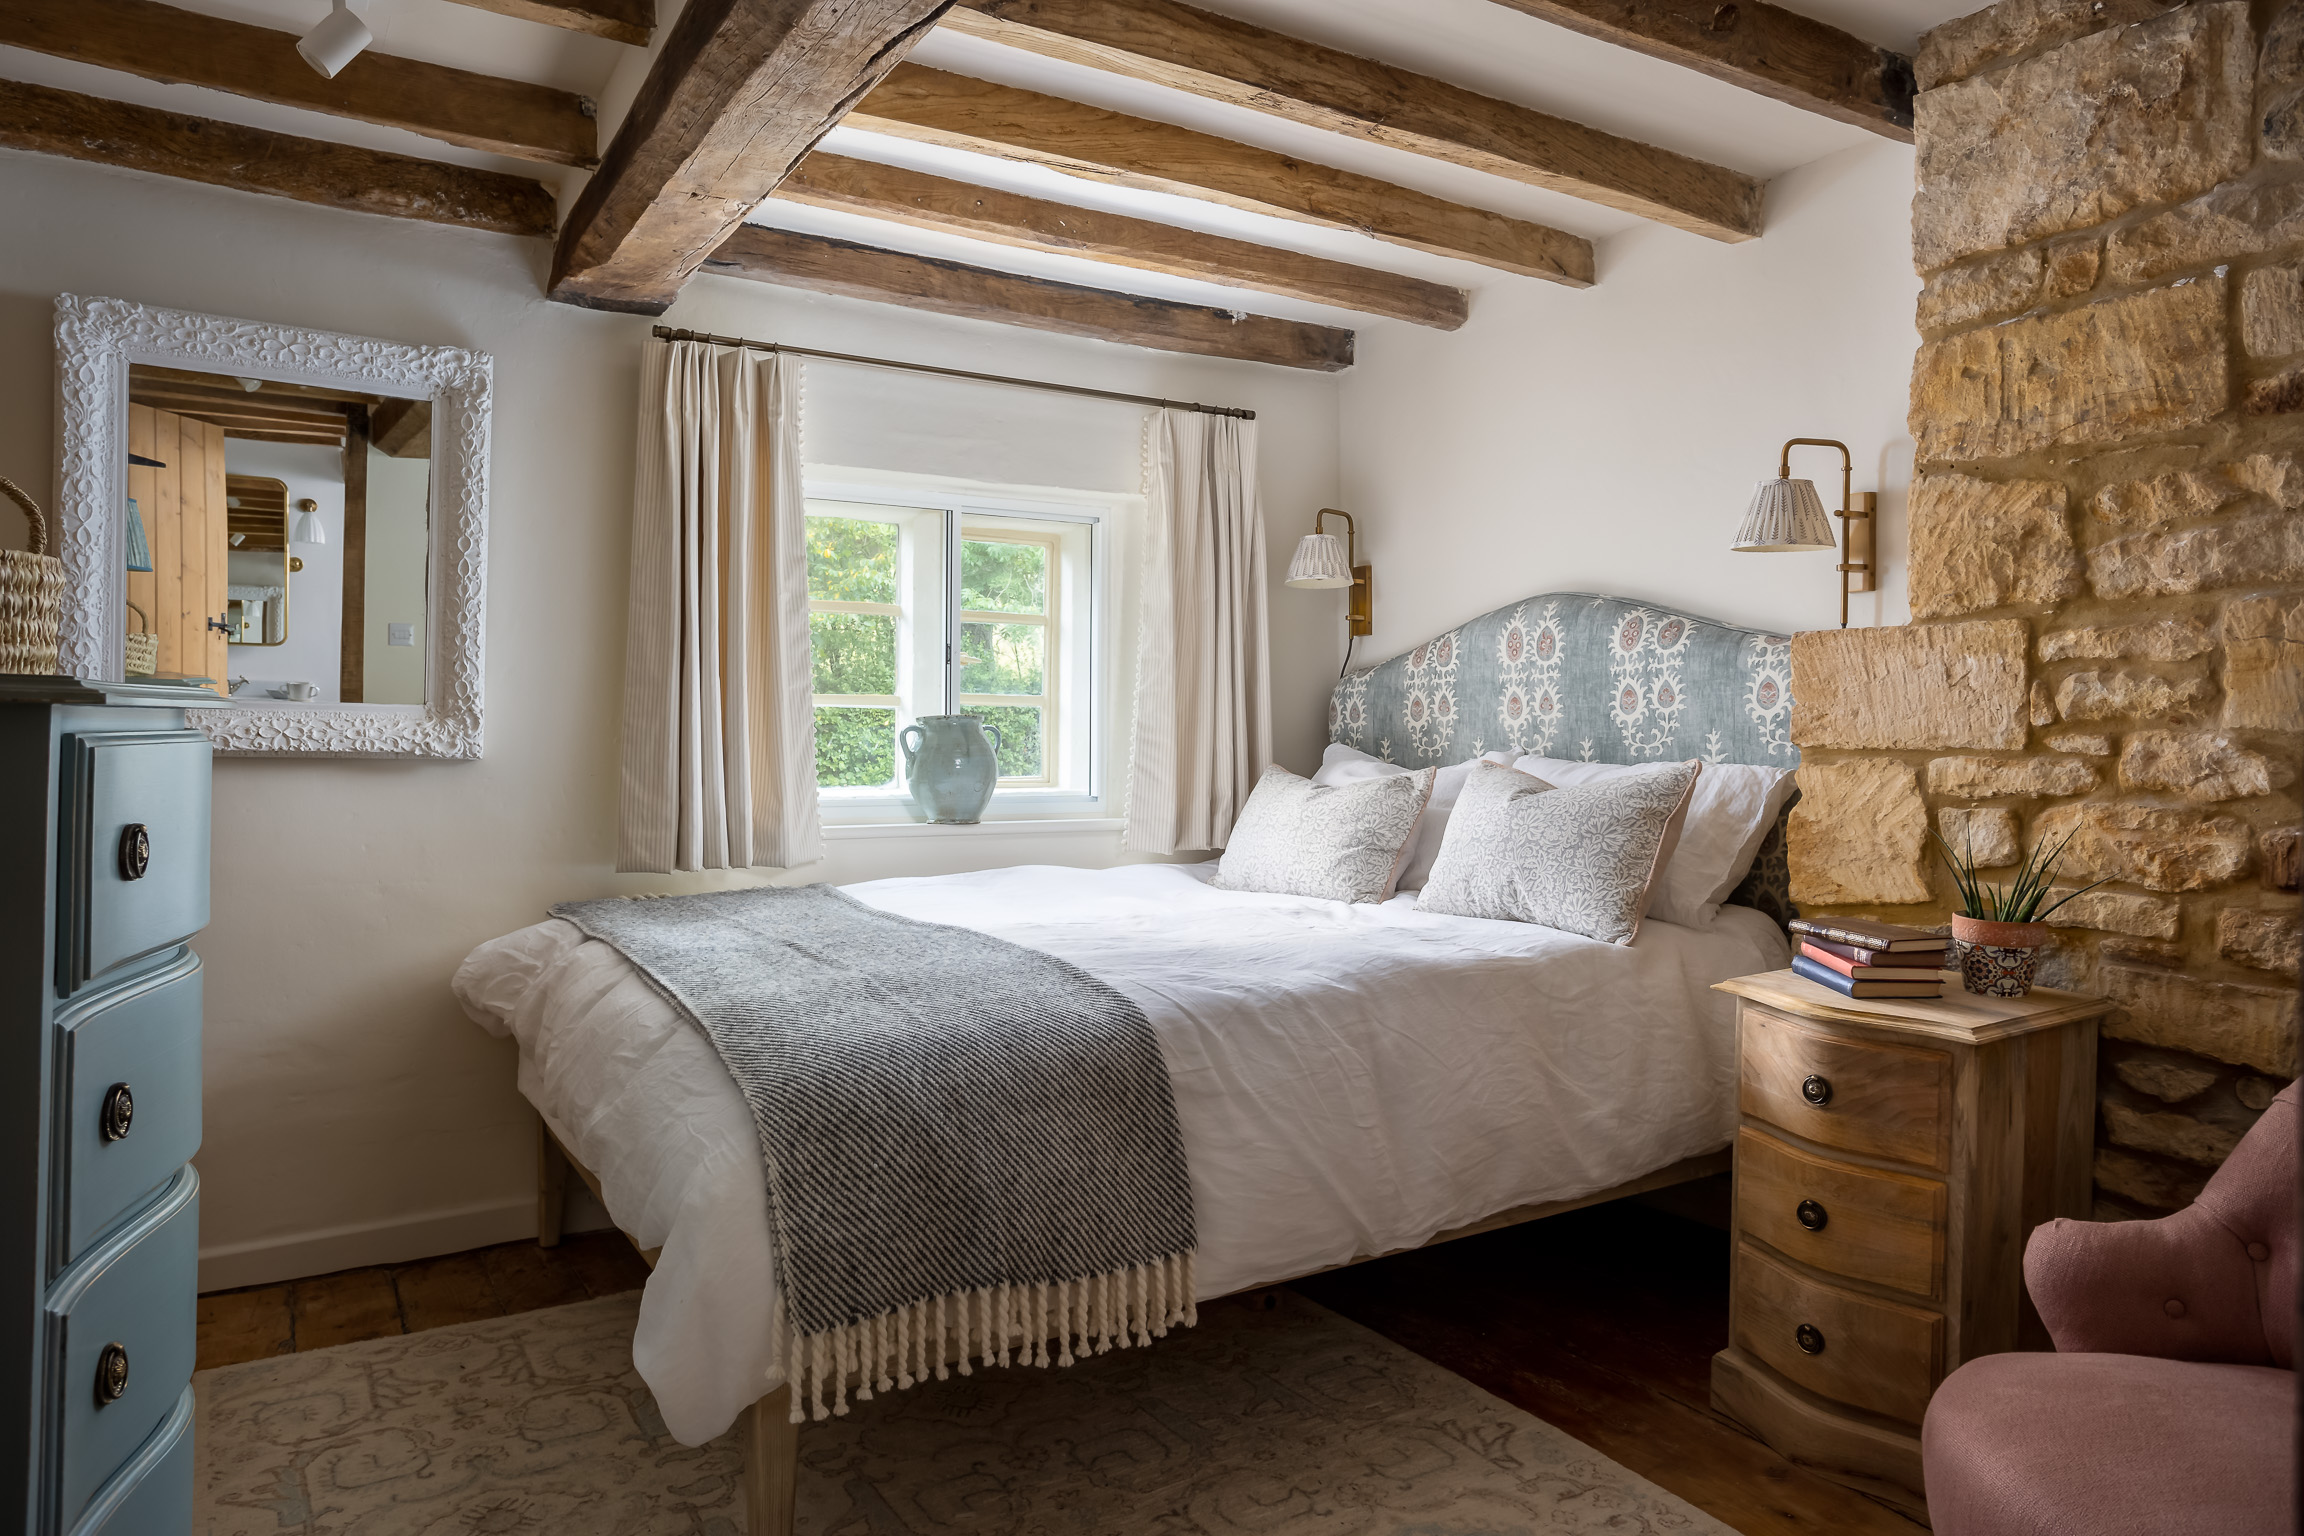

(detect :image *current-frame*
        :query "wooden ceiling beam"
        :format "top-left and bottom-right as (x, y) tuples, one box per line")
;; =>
(549, 0), (956, 312)
(370, 400), (435, 458)
(775, 154), (1469, 328)
(0, 81), (558, 240)
(131, 367), (381, 404)
(847, 66), (1593, 284)
(442, 0), (655, 46)
(1479, 0), (1914, 140)
(707, 225), (1354, 370)
(944, 0), (1760, 242)
(223, 429), (350, 445)
(0, 0), (598, 166)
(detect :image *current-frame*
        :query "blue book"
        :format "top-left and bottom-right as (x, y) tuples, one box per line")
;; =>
(1793, 954), (1942, 999)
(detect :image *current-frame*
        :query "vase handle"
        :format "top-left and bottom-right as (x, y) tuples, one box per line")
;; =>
(982, 723), (1001, 759)
(899, 724), (924, 770)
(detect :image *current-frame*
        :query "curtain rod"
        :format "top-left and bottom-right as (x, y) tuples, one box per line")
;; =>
(649, 326), (1255, 420)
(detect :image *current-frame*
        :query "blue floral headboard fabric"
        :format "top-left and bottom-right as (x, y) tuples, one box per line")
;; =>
(1328, 592), (1799, 924)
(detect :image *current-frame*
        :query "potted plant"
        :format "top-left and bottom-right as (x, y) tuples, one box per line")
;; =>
(1932, 827), (2105, 998)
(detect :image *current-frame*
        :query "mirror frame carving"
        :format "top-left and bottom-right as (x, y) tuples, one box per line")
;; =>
(54, 293), (490, 758)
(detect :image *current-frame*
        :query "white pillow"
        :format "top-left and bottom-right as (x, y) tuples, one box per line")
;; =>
(1313, 743), (1513, 892)
(1213, 763), (1438, 903)
(1510, 754), (1795, 930)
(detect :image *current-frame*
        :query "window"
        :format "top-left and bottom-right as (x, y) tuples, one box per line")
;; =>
(805, 492), (1100, 810)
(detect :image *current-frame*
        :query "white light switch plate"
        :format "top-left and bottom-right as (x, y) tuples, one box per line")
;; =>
(387, 623), (415, 647)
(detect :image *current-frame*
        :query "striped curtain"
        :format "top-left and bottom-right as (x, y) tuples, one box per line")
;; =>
(1125, 409), (1273, 855)
(617, 340), (821, 873)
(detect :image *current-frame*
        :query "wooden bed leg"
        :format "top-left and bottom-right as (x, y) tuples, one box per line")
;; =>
(743, 1387), (798, 1536)
(536, 1118), (569, 1249)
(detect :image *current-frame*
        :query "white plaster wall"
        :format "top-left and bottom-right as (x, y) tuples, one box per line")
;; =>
(222, 439), (342, 703)
(1336, 138), (1921, 657)
(0, 151), (1340, 1288)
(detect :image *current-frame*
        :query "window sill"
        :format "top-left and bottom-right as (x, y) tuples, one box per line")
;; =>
(820, 817), (1127, 842)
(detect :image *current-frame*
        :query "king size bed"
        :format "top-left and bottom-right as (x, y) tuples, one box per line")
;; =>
(453, 592), (1802, 1534)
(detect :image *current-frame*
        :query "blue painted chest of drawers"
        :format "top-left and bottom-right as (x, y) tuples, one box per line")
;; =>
(3, 679), (212, 1536)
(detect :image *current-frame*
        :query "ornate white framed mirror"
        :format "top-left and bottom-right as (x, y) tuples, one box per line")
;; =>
(53, 294), (490, 757)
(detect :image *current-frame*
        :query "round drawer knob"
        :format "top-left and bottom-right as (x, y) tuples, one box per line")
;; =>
(1796, 1198), (1829, 1232)
(100, 1083), (134, 1143)
(118, 823), (150, 881)
(94, 1342), (129, 1406)
(1801, 1074), (1833, 1107)
(1794, 1323), (1826, 1356)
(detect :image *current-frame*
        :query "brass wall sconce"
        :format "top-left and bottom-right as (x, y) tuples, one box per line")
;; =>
(1731, 438), (1875, 628)
(1284, 507), (1372, 636)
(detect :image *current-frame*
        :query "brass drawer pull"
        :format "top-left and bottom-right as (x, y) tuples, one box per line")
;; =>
(94, 1342), (129, 1406)
(118, 823), (150, 881)
(1796, 1198), (1828, 1232)
(1801, 1074), (1833, 1107)
(1794, 1323), (1825, 1356)
(100, 1083), (134, 1142)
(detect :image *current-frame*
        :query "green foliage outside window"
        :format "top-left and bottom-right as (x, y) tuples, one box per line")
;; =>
(961, 539), (1045, 613)
(959, 621), (1043, 696)
(970, 705), (1044, 778)
(808, 516), (897, 602)
(815, 706), (895, 789)
(809, 612), (894, 697)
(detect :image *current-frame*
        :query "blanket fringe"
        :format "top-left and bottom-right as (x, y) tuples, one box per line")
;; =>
(785, 1251), (1198, 1423)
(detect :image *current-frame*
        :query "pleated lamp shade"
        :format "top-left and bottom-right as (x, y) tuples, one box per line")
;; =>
(1285, 531), (1353, 588)
(124, 497), (153, 573)
(1733, 478), (1836, 552)
(293, 505), (328, 546)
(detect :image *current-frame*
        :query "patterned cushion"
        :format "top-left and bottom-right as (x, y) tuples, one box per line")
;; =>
(1311, 744), (1514, 891)
(1416, 760), (1702, 944)
(1213, 764), (1438, 904)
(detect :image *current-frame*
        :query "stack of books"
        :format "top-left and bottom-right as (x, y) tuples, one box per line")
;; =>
(1787, 917), (1952, 1000)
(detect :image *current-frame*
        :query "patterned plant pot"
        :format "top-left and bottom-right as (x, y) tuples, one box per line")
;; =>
(1951, 915), (2048, 998)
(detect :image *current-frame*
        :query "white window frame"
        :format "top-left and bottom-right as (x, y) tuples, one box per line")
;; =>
(804, 470), (1125, 825)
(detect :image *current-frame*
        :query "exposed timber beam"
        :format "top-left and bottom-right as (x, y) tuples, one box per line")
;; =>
(1479, 0), (1914, 140)
(848, 66), (1594, 283)
(0, 0), (598, 166)
(550, 0), (956, 312)
(0, 79), (557, 238)
(706, 225), (1355, 370)
(775, 154), (1469, 328)
(944, 0), (1761, 242)
(370, 400), (435, 458)
(442, 0), (655, 46)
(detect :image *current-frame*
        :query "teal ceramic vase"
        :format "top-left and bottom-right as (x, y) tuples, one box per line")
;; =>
(900, 714), (1004, 824)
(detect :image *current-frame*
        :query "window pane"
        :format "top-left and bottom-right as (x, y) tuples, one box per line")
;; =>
(971, 705), (1044, 779)
(814, 706), (896, 788)
(810, 611), (896, 696)
(961, 538), (1046, 614)
(959, 621), (1044, 695)
(807, 515), (898, 603)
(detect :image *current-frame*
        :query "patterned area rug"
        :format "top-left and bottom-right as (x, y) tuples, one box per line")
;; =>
(196, 1289), (1735, 1536)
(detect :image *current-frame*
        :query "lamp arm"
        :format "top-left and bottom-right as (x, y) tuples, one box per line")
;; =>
(1314, 507), (1356, 567)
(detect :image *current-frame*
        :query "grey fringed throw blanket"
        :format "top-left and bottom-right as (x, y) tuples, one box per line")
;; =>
(550, 885), (1198, 1422)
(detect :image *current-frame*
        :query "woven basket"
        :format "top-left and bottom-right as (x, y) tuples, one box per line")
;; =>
(124, 601), (159, 677)
(0, 477), (66, 677)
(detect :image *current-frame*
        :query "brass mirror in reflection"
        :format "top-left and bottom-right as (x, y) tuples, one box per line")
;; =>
(225, 475), (290, 646)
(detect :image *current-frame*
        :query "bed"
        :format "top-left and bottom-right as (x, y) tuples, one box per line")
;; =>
(453, 591), (1801, 1534)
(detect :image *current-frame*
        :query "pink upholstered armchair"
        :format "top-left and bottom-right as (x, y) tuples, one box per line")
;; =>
(1923, 1081), (2299, 1535)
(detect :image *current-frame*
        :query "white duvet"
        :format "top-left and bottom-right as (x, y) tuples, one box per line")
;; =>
(453, 861), (1786, 1444)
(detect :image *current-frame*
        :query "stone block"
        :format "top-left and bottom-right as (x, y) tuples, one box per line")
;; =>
(2221, 595), (2304, 730)
(2111, 1051), (2217, 1102)
(1914, 236), (2102, 333)
(2052, 669), (2216, 722)
(2096, 1146), (2210, 1209)
(2244, 364), (2304, 416)
(2244, 261), (2304, 359)
(2239, 1074), (2288, 1110)
(2091, 469), (2243, 528)
(1908, 475), (2080, 617)
(1912, 4), (2252, 271)
(2120, 730), (2294, 801)
(2268, 0), (2304, 89)
(2044, 885), (2182, 937)
(2088, 513), (2304, 598)
(2047, 732), (2114, 755)
(1927, 755), (2100, 796)
(1915, 0), (2168, 89)
(1787, 760), (1933, 906)
(2103, 1098), (2245, 1165)
(2039, 618), (2214, 662)
(2228, 452), (2304, 509)
(2103, 964), (2299, 1074)
(2033, 801), (2255, 890)
(1792, 621), (2030, 750)
(2030, 679), (2058, 727)
(2107, 179), (2304, 287)
(2267, 827), (2302, 892)
(2104, 936), (2188, 967)
(2218, 908), (2302, 977)
(2267, 84), (2304, 161)
(1938, 805), (2021, 867)
(1911, 279), (2227, 462)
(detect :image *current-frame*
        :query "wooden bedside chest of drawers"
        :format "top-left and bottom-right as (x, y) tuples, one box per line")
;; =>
(1709, 968), (2110, 1516)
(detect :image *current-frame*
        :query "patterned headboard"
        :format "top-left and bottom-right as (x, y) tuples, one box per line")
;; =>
(1327, 592), (1799, 924)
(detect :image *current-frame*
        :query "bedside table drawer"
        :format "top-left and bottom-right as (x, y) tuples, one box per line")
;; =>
(1740, 1006), (1951, 1169)
(56, 952), (204, 1269)
(1736, 1127), (1945, 1299)
(1734, 1241), (1942, 1425)
(58, 730), (212, 992)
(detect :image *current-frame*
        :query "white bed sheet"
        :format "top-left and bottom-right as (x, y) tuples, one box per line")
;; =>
(454, 861), (1787, 1444)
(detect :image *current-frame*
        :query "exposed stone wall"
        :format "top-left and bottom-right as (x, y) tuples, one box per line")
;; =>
(1788, 0), (2303, 1217)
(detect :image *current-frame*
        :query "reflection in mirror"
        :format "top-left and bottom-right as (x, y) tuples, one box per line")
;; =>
(123, 365), (431, 705)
